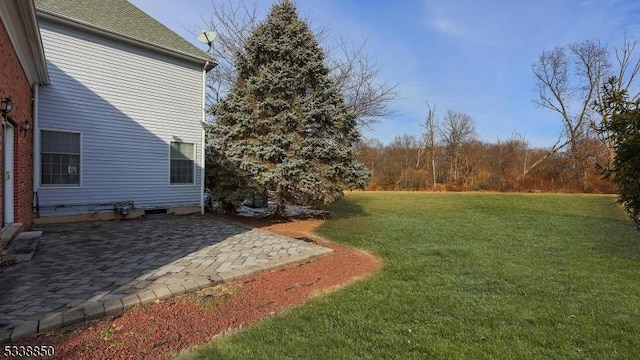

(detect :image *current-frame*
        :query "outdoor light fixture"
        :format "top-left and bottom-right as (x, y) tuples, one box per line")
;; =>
(1, 97), (14, 117)
(20, 120), (32, 134)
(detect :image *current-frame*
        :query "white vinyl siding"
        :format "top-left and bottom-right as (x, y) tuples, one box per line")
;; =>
(170, 142), (195, 185)
(41, 130), (81, 186)
(36, 19), (205, 216)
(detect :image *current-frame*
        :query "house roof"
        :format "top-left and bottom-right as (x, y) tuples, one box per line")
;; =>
(34, 0), (214, 67)
(0, 0), (49, 85)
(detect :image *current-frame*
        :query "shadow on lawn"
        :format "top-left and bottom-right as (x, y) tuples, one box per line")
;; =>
(589, 219), (640, 260)
(322, 196), (369, 219)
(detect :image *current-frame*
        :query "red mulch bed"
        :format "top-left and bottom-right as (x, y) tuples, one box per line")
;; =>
(15, 216), (380, 359)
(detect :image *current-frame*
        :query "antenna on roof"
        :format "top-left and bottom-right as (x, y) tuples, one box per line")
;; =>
(197, 30), (217, 51)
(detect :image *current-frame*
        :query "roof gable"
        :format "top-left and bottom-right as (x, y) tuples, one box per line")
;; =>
(34, 0), (211, 64)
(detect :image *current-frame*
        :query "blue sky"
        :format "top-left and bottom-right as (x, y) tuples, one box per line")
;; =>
(129, 0), (640, 148)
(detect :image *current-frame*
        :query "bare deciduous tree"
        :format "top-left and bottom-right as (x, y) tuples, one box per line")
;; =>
(439, 109), (476, 182)
(389, 134), (420, 189)
(421, 101), (438, 188)
(356, 137), (384, 177)
(200, 0), (259, 104)
(327, 39), (398, 127)
(200, 0), (397, 127)
(532, 40), (610, 162)
(532, 38), (640, 183)
(513, 131), (529, 179)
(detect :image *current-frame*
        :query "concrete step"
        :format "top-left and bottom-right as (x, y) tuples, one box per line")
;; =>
(1, 223), (23, 250)
(0, 230), (42, 264)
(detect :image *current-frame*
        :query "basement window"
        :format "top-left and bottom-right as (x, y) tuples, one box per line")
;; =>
(41, 130), (81, 186)
(170, 142), (195, 185)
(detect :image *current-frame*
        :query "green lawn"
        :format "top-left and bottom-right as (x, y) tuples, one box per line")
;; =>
(181, 192), (640, 359)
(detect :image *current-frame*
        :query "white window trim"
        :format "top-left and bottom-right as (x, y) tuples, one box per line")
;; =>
(38, 128), (83, 189)
(168, 141), (196, 186)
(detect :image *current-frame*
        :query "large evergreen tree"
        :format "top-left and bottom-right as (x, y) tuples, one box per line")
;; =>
(209, 0), (369, 217)
(597, 77), (640, 227)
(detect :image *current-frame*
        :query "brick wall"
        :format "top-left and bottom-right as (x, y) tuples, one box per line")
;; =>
(0, 17), (35, 231)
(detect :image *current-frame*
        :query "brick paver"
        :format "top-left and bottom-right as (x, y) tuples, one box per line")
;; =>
(0, 215), (332, 342)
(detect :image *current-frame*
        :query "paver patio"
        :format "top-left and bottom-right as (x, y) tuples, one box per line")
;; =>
(0, 215), (332, 343)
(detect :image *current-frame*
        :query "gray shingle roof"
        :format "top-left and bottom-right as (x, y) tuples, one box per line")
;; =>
(34, 0), (211, 63)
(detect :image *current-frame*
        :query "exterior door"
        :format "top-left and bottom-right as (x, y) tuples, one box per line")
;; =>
(4, 123), (14, 224)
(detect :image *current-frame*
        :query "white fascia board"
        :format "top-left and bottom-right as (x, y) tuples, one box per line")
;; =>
(0, 0), (50, 85)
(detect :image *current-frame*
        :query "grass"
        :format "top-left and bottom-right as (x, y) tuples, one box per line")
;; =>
(100, 325), (117, 341)
(180, 192), (640, 359)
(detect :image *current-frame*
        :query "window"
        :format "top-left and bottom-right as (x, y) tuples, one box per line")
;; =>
(41, 130), (81, 186)
(170, 142), (194, 185)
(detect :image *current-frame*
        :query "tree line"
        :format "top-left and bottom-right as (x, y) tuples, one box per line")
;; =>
(357, 38), (639, 195)
(357, 109), (614, 193)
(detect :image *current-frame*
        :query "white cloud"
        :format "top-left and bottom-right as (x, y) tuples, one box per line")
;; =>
(429, 14), (465, 37)
(423, 2), (467, 38)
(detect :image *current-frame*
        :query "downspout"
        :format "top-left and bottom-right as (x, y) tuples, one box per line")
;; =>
(32, 84), (40, 218)
(1, 111), (5, 228)
(200, 64), (207, 215)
